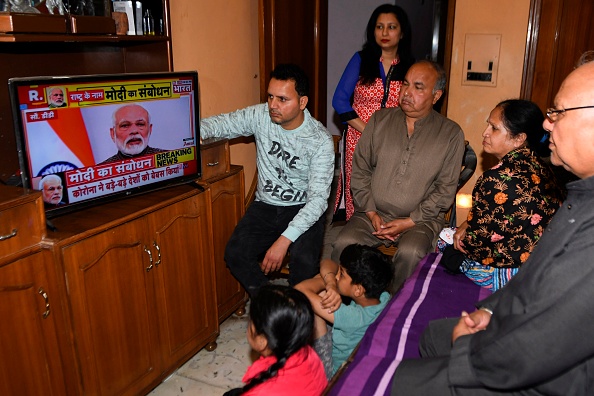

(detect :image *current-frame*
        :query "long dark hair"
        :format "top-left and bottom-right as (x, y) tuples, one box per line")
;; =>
(497, 99), (550, 157)
(359, 4), (413, 85)
(238, 285), (314, 394)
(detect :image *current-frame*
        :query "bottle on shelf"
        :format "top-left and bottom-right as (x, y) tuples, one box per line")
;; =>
(143, 9), (154, 35)
(72, 0), (95, 16)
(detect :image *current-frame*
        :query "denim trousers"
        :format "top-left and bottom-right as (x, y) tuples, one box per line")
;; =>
(224, 201), (325, 296)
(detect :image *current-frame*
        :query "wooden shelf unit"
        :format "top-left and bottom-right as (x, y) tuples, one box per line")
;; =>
(46, 183), (218, 395)
(0, 159), (247, 394)
(0, 0), (173, 183)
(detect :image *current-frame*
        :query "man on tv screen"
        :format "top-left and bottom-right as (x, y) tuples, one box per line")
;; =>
(47, 87), (67, 108)
(100, 104), (165, 164)
(39, 174), (65, 206)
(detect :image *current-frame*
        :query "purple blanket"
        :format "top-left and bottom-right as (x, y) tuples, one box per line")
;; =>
(328, 253), (491, 396)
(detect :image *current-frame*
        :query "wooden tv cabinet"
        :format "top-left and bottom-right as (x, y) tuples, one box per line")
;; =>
(47, 183), (217, 395)
(0, 161), (246, 395)
(199, 165), (248, 325)
(0, 184), (72, 396)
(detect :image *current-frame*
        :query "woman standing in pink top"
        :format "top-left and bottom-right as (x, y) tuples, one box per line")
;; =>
(332, 4), (413, 221)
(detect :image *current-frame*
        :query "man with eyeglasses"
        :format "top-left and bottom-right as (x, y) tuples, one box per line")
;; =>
(390, 51), (594, 395)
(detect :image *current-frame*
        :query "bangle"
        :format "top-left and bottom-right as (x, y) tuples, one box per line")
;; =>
(479, 307), (493, 315)
(323, 272), (336, 283)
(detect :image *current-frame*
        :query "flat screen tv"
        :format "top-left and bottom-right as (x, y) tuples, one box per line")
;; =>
(8, 71), (201, 218)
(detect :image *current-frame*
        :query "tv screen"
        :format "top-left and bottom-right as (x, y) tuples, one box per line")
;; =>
(8, 71), (201, 218)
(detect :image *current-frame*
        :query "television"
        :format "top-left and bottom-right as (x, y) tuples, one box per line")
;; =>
(8, 71), (201, 218)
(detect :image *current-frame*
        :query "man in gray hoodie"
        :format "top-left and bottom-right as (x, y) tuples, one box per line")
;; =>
(201, 64), (335, 297)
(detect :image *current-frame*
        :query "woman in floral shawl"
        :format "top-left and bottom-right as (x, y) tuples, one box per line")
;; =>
(451, 99), (564, 291)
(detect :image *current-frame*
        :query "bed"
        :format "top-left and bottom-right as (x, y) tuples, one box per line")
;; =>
(326, 252), (491, 396)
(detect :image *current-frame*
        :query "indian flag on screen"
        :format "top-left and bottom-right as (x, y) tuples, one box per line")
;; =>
(24, 108), (96, 177)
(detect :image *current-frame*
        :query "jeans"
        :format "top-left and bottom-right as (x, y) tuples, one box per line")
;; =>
(224, 201), (325, 296)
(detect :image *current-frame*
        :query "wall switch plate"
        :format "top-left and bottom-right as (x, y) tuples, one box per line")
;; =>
(462, 34), (501, 87)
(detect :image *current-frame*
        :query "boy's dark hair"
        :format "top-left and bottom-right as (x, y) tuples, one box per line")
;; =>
(339, 244), (393, 299)
(270, 63), (309, 97)
(239, 284), (314, 394)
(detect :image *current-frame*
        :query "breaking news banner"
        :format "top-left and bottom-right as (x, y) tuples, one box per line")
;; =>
(64, 147), (196, 203)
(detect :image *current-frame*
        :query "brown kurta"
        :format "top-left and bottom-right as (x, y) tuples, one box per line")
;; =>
(351, 106), (465, 235)
(332, 107), (465, 292)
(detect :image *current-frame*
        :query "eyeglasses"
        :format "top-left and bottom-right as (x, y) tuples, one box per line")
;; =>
(546, 105), (594, 122)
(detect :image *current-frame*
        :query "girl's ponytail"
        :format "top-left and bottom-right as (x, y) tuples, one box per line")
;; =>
(236, 285), (314, 394)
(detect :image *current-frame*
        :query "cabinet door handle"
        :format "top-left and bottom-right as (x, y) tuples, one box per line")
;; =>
(153, 241), (161, 267)
(0, 228), (17, 241)
(207, 161), (219, 166)
(144, 245), (153, 272)
(38, 287), (50, 319)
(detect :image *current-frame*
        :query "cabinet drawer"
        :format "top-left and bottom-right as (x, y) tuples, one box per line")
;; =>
(200, 138), (230, 181)
(0, 194), (45, 255)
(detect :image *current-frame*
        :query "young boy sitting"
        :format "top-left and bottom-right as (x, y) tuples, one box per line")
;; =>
(295, 244), (392, 378)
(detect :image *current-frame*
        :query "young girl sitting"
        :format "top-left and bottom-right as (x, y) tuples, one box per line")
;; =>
(224, 284), (328, 396)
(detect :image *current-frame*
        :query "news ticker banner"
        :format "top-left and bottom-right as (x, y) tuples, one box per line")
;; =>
(64, 147), (196, 203)
(18, 76), (195, 109)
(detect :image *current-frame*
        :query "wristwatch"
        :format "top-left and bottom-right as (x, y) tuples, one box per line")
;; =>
(479, 306), (493, 315)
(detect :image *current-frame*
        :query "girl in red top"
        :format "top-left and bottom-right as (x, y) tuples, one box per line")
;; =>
(224, 285), (327, 396)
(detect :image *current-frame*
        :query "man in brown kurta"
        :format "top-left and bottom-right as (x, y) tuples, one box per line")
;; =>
(331, 60), (465, 293)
